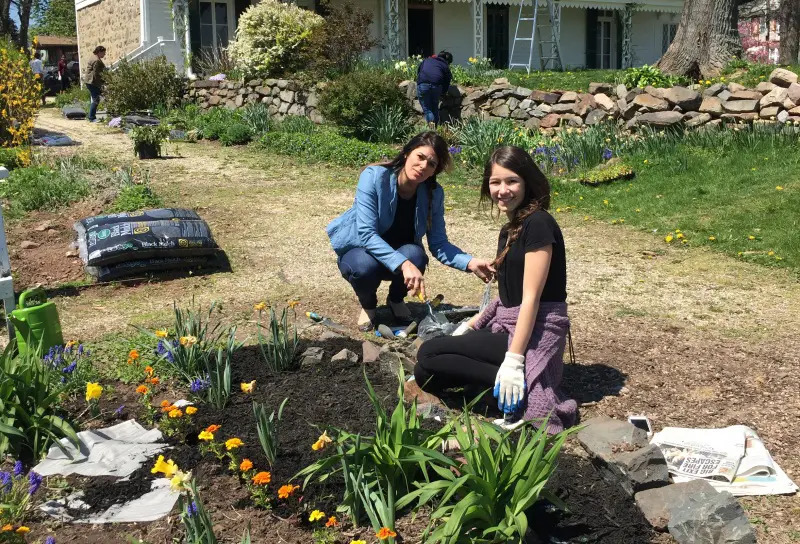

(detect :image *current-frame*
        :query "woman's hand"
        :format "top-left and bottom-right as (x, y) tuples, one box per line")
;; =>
(467, 258), (495, 283)
(400, 260), (426, 298)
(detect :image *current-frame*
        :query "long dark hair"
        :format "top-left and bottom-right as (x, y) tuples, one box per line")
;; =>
(379, 131), (452, 230)
(480, 146), (551, 268)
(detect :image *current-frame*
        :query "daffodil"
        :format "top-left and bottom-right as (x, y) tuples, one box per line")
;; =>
(748, 235), (756, 240)
(254, 301), (267, 311)
(776, 186), (783, 191)
(240, 380), (256, 393)
(170, 470), (192, 492)
(151, 455), (179, 477)
(708, 236), (716, 241)
(155, 328), (169, 338)
(180, 335), (198, 347)
(312, 430), (333, 451)
(85, 382), (103, 401)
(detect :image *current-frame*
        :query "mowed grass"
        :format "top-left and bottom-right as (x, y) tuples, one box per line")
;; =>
(440, 132), (800, 275)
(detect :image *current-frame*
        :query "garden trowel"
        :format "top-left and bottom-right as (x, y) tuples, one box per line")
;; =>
(418, 293), (448, 325)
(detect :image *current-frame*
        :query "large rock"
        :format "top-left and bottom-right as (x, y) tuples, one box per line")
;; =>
(615, 83), (628, 99)
(699, 96), (723, 116)
(668, 487), (756, 544)
(589, 82), (614, 94)
(562, 113), (583, 127)
(685, 112), (712, 127)
(728, 90), (762, 101)
(362, 341), (381, 363)
(491, 104), (511, 118)
(756, 81), (776, 93)
(633, 93), (669, 111)
(759, 106), (780, 119)
(727, 82), (746, 93)
(378, 344), (415, 376)
(790, 106), (800, 115)
(722, 100), (759, 113)
(524, 117), (541, 130)
(331, 349), (358, 364)
(721, 113), (759, 122)
(769, 68), (799, 87)
(551, 103), (577, 114)
(529, 90), (560, 104)
(300, 347), (325, 368)
(540, 113), (561, 128)
(21, 240), (40, 249)
(512, 86), (533, 98)
(594, 93), (616, 112)
(717, 89), (732, 101)
(574, 94), (596, 116)
(636, 111), (684, 128)
(585, 109), (608, 125)
(622, 101), (639, 120)
(510, 108), (529, 120)
(759, 87), (788, 108)
(626, 87), (644, 102)
(644, 85), (666, 99)
(777, 110), (791, 123)
(635, 480), (718, 531)
(663, 87), (702, 111)
(704, 83), (725, 96)
(577, 416), (669, 496)
(787, 82), (800, 104)
(464, 89), (487, 104)
(558, 91), (579, 103)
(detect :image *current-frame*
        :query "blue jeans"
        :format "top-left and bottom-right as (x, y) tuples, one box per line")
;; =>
(87, 84), (101, 121)
(417, 83), (443, 125)
(338, 244), (428, 309)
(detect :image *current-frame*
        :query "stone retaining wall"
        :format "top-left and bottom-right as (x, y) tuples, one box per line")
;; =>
(187, 68), (800, 132)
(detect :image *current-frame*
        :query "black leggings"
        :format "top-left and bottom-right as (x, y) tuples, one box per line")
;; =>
(414, 329), (510, 393)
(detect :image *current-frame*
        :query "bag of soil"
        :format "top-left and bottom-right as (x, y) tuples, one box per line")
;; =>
(76, 209), (201, 232)
(76, 219), (218, 266)
(87, 254), (221, 281)
(62, 105), (86, 120)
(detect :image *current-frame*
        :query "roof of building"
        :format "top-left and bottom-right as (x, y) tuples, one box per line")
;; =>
(35, 35), (78, 47)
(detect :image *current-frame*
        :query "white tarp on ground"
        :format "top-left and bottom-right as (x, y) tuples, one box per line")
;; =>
(40, 478), (181, 523)
(33, 420), (168, 478)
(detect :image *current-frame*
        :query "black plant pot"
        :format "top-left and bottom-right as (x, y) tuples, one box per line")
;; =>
(136, 142), (159, 159)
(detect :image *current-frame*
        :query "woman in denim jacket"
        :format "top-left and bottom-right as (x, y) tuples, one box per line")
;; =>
(327, 132), (494, 331)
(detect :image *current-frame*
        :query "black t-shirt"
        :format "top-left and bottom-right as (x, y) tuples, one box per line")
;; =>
(382, 193), (417, 249)
(496, 209), (567, 306)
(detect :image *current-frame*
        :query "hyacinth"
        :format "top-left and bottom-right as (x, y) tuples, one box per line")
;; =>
(186, 501), (198, 517)
(28, 471), (42, 495)
(13, 461), (23, 477)
(0, 471), (12, 493)
(603, 147), (613, 160)
(190, 377), (210, 393)
(45, 537), (56, 544)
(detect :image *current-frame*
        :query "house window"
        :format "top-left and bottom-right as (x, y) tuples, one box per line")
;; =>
(199, 0), (234, 52)
(596, 11), (616, 69)
(662, 23), (678, 54)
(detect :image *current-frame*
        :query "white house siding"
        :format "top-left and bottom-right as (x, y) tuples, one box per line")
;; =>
(434, 2), (474, 63)
(629, 10), (680, 66)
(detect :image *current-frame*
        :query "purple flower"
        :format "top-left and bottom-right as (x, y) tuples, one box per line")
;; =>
(45, 538), (56, 544)
(551, 156), (558, 164)
(62, 361), (77, 374)
(603, 147), (613, 160)
(78, 344), (85, 356)
(190, 377), (209, 393)
(108, 116), (122, 128)
(155, 339), (167, 355)
(187, 501), (198, 516)
(115, 405), (125, 416)
(29, 471), (43, 495)
(0, 471), (12, 493)
(448, 145), (461, 155)
(13, 460), (23, 477)
(208, 73), (227, 81)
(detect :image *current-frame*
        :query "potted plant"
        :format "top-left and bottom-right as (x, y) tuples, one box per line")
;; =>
(130, 125), (169, 159)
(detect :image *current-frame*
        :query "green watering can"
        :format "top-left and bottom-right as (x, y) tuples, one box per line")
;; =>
(8, 287), (64, 356)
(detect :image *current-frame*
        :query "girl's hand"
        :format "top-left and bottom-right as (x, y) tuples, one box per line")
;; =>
(467, 258), (495, 283)
(400, 260), (426, 298)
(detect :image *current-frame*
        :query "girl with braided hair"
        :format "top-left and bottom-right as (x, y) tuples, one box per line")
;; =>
(327, 132), (495, 332)
(412, 146), (577, 433)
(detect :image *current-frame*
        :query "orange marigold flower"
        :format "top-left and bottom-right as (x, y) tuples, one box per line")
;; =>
(168, 408), (183, 418)
(1, 524), (12, 532)
(252, 471), (271, 485)
(205, 424), (221, 433)
(240, 459), (253, 472)
(162, 404), (177, 413)
(160, 400), (171, 408)
(277, 484), (299, 499)
(149, 377), (160, 385)
(128, 349), (140, 360)
(144, 366), (154, 375)
(325, 516), (338, 527)
(136, 385), (149, 394)
(376, 527), (397, 539)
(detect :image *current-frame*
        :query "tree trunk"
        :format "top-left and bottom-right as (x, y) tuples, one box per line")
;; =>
(657, 0), (741, 79)
(16, 0), (33, 49)
(778, 0), (800, 64)
(0, 0), (16, 39)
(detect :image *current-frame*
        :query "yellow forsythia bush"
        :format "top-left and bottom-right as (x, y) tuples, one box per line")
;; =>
(0, 38), (41, 150)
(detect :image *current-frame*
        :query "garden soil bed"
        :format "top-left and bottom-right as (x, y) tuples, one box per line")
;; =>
(26, 335), (657, 543)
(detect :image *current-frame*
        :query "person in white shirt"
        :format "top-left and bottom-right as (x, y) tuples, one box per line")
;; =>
(29, 52), (46, 105)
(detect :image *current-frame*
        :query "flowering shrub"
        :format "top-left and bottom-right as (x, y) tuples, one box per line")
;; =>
(0, 38), (40, 148)
(228, 0), (324, 77)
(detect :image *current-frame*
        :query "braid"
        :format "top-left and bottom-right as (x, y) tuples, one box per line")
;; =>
(492, 200), (541, 269)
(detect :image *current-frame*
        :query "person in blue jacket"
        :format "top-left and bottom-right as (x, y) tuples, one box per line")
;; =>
(417, 51), (453, 127)
(327, 131), (495, 331)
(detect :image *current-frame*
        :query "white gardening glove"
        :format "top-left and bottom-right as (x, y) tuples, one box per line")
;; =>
(451, 322), (473, 336)
(493, 352), (526, 412)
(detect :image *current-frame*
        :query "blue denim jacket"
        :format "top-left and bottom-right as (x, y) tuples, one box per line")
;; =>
(327, 166), (472, 272)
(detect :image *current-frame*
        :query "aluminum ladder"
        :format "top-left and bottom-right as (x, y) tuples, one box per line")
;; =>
(0, 205), (15, 342)
(508, 0), (563, 73)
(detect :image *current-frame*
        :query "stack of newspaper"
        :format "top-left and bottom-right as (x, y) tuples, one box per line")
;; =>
(651, 425), (798, 496)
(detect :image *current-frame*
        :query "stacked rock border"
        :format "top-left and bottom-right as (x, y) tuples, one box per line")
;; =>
(187, 68), (800, 134)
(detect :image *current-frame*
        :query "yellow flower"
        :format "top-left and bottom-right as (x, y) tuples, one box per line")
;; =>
(665, 234), (674, 243)
(643, 159), (649, 164)
(708, 236), (716, 241)
(240, 380), (256, 393)
(603, 199), (609, 206)
(676, 233), (685, 239)
(776, 186), (783, 191)
(180, 335), (197, 347)
(350, 541), (367, 544)
(15, 526), (29, 534)
(168, 408), (183, 418)
(312, 430), (333, 451)
(65, 340), (77, 348)
(288, 300), (300, 308)
(768, 251), (775, 256)
(309, 509), (325, 522)
(85, 382), (103, 401)
(151, 455), (179, 477)
(198, 430), (214, 441)
(748, 235), (755, 240)
(635, 208), (641, 212)
(254, 301), (267, 311)
(185, 406), (198, 415)
(225, 437), (244, 450)
(170, 470), (192, 492)
(155, 328), (169, 338)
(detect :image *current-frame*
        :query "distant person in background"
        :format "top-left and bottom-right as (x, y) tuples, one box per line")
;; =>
(83, 46), (106, 122)
(29, 51), (46, 105)
(416, 51), (453, 127)
(58, 54), (69, 91)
